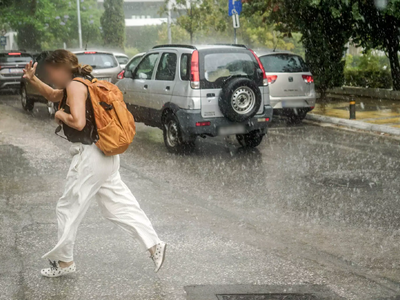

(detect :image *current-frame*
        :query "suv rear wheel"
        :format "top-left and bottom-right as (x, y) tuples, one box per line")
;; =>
(163, 113), (195, 153)
(20, 86), (34, 112)
(219, 77), (262, 123)
(236, 130), (264, 148)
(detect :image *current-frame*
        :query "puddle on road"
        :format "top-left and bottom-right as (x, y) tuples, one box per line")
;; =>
(185, 285), (343, 300)
(216, 294), (317, 300)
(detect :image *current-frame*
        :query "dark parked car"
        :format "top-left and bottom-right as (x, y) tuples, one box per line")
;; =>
(20, 51), (58, 115)
(0, 51), (33, 91)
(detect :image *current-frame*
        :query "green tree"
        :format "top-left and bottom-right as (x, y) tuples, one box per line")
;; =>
(166, 0), (203, 43)
(244, 0), (354, 98)
(0, 0), (55, 51)
(101, 0), (125, 50)
(351, 0), (400, 90)
(240, 11), (295, 51)
(0, 0), (102, 50)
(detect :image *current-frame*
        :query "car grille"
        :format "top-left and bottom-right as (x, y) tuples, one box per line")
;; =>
(96, 77), (112, 82)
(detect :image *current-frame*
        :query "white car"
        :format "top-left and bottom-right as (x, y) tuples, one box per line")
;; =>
(116, 52), (145, 81)
(113, 53), (129, 69)
(258, 51), (316, 122)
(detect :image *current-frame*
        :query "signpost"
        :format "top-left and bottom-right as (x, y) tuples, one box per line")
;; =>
(229, 0), (242, 44)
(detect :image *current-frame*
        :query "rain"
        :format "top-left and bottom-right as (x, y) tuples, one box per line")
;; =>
(1, 0), (400, 299)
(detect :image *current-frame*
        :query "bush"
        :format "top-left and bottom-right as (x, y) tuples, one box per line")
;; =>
(344, 69), (392, 89)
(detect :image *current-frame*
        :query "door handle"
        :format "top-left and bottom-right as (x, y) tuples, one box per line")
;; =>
(207, 93), (215, 97)
(144, 84), (148, 89)
(165, 86), (170, 91)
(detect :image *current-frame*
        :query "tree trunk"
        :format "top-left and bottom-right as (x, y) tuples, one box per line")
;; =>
(387, 40), (400, 91)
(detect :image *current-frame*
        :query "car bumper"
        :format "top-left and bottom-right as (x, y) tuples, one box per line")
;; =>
(175, 105), (273, 141)
(0, 78), (22, 90)
(270, 95), (316, 109)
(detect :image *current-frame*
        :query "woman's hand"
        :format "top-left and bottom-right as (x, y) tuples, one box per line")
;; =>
(23, 60), (38, 81)
(55, 109), (64, 125)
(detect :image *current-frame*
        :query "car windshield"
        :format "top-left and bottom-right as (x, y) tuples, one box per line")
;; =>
(75, 53), (118, 69)
(116, 55), (129, 65)
(0, 53), (32, 63)
(204, 52), (258, 86)
(260, 54), (309, 73)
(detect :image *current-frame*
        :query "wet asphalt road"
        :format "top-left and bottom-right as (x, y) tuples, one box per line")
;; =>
(2, 93), (400, 299)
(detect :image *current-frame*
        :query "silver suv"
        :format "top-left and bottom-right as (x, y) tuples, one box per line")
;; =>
(116, 44), (273, 153)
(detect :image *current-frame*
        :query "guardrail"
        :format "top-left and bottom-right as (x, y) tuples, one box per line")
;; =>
(326, 86), (400, 101)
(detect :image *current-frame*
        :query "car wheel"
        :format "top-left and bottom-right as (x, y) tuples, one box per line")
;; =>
(163, 113), (195, 154)
(219, 77), (262, 122)
(20, 86), (34, 112)
(47, 101), (59, 117)
(287, 109), (308, 124)
(236, 130), (264, 148)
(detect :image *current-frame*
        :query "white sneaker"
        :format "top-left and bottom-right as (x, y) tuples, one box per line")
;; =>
(150, 241), (167, 273)
(41, 260), (76, 278)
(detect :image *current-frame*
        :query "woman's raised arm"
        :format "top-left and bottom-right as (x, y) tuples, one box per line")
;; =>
(23, 60), (64, 103)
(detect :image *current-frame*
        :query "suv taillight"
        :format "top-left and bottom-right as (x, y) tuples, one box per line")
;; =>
(117, 70), (125, 79)
(190, 50), (200, 89)
(249, 49), (268, 86)
(302, 75), (314, 83)
(267, 75), (278, 84)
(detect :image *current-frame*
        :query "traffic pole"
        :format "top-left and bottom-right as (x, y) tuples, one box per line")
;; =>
(167, 0), (172, 44)
(349, 96), (356, 119)
(76, 0), (83, 49)
(234, 28), (237, 44)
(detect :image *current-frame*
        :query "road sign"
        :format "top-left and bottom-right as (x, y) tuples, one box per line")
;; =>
(229, 0), (242, 16)
(232, 13), (240, 28)
(0, 36), (6, 46)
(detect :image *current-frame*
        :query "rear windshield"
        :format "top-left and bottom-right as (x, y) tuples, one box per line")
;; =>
(203, 52), (259, 88)
(75, 53), (118, 69)
(260, 54), (309, 73)
(0, 53), (32, 63)
(116, 55), (129, 65)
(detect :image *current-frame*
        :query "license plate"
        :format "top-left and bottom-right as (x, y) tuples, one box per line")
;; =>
(282, 100), (306, 108)
(9, 68), (22, 74)
(218, 124), (245, 135)
(98, 77), (111, 82)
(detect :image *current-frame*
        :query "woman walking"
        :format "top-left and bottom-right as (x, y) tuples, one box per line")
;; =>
(23, 49), (166, 278)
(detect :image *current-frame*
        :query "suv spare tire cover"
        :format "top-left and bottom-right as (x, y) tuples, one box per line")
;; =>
(218, 77), (262, 123)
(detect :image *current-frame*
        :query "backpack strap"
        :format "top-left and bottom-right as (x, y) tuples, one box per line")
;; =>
(72, 77), (94, 87)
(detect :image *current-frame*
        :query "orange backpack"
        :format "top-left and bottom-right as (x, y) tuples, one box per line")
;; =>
(73, 77), (136, 156)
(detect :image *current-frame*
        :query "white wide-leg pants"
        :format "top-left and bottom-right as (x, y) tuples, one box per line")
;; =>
(42, 143), (161, 262)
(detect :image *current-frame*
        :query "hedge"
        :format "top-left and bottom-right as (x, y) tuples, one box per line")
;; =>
(344, 69), (392, 89)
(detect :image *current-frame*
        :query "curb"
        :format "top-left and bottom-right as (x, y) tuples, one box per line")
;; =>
(306, 113), (400, 136)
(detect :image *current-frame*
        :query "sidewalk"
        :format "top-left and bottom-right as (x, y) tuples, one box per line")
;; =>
(306, 97), (400, 135)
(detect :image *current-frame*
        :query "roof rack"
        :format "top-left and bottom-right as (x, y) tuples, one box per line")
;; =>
(213, 44), (247, 48)
(152, 44), (197, 50)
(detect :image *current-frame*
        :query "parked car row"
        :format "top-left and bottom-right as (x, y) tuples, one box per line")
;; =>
(116, 44), (316, 153)
(8, 45), (315, 153)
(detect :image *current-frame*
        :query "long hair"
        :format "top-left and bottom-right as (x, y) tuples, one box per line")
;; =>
(44, 49), (92, 77)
